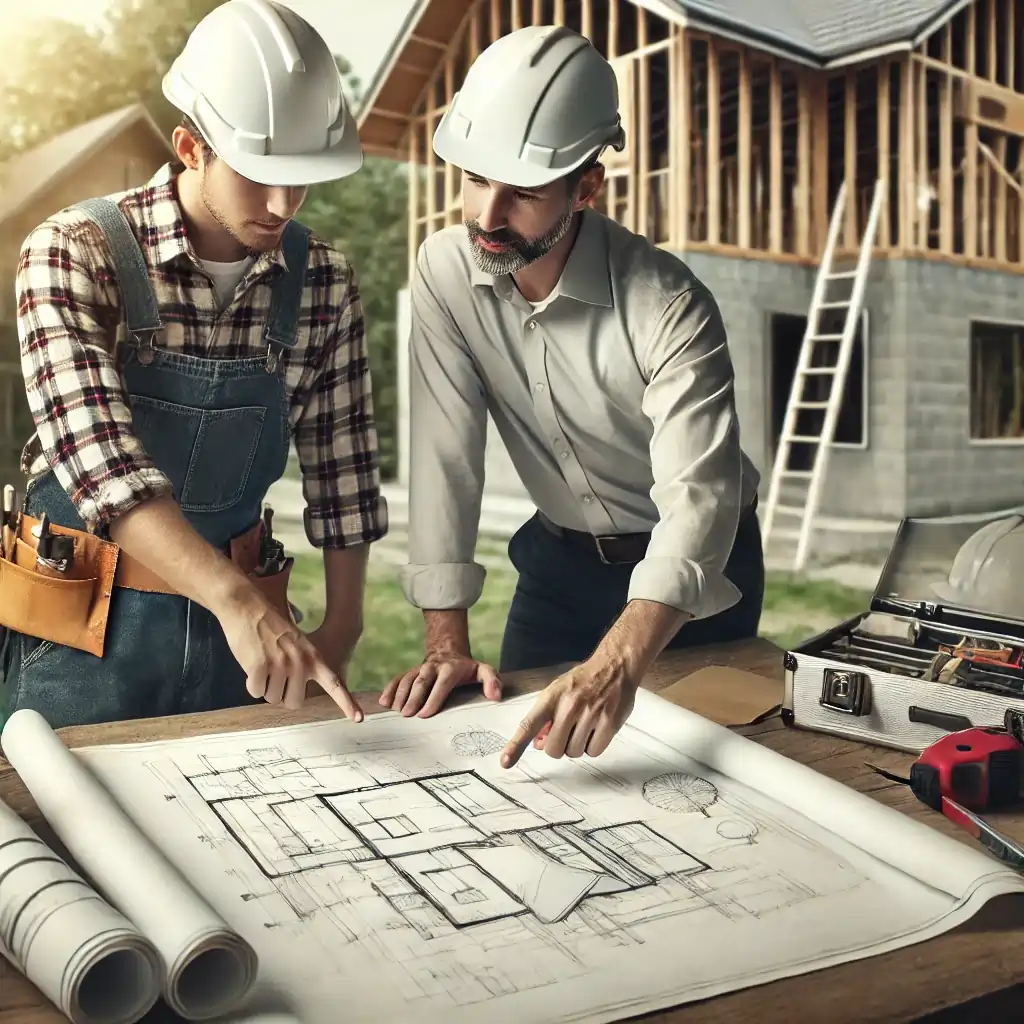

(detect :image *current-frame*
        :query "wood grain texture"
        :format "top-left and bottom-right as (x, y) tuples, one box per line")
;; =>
(2, 637), (1021, 1023)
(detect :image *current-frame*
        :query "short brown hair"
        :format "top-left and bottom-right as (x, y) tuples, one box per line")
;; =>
(179, 114), (215, 161)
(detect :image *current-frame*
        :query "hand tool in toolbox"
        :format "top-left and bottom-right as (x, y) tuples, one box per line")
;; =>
(868, 710), (1024, 868)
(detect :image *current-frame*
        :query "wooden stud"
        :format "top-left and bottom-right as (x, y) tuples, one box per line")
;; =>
(899, 57), (915, 249)
(582, 0), (592, 39)
(877, 61), (891, 249)
(443, 55), (455, 227)
(812, 76), (829, 252)
(938, 34), (953, 254)
(796, 70), (811, 255)
(531, 0), (541, 24)
(707, 40), (720, 245)
(1009, 0), (1016, 89)
(966, 4), (979, 258)
(769, 60), (782, 252)
(995, 136), (1009, 261)
(636, 5), (649, 239)
(844, 71), (857, 249)
(738, 51), (751, 249)
(988, 0), (997, 82)
(554, 0), (564, 25)
(407, 129), (419, 285)
(916, 60), (928, 250)
(676, 28), (691, 248)
(511, 0), (522, 31)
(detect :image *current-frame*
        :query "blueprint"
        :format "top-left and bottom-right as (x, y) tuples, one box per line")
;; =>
(13, 689), (1024, 1024)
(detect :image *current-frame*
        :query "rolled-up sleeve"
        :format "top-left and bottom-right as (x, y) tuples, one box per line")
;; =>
(398, 242), (489, 609)
(627, 285), (744, 619)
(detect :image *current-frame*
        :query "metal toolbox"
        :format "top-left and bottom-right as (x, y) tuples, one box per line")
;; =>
(782, 508), (1024, 753)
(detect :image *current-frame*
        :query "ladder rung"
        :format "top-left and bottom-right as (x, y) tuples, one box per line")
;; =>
(785, 435), (821, 444)
(827, 270), (857, 279)
(780, 469), (813, 479)
(794, 400), (829, 409)
(819, 301), (849, 309)
(773, 505), (806, 516)
(810, 333), (843, 341)
(801, 367), (836, 375)
(769, 529), (803, 540)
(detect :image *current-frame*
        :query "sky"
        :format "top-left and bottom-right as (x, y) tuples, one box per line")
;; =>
(0, 0), (418, 90)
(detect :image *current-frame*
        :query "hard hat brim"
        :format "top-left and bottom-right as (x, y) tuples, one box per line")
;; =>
(432, 115), (590, 190)
(165, 71), (365, 187)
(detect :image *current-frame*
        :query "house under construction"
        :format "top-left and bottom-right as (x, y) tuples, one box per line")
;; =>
(360, 0), (1024, 567)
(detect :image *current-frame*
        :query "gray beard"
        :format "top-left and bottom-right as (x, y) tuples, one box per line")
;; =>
(468, 204), (576, 277)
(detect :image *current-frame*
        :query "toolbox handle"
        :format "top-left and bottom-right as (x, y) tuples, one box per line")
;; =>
(909, 706), (973, 732)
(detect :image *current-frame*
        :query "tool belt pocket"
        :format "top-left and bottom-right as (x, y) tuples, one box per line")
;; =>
(0, 519), (117, 658)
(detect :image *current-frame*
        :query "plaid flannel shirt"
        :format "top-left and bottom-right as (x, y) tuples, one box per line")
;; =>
(15, 162), (387, 549)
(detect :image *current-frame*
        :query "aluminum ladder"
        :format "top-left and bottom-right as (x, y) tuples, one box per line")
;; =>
(761, 179), (886, 572)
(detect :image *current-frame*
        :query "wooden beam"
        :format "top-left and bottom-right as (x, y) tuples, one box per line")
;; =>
(844, 71), (857, 248)
(796, 70), (810, 255)
(410, 33), (446, 50)
(769, 60), (782, 252)
(443, 55), (455, 227)
(899, 57), (915, 249)
(636, 4), (649, 240)
(988, 0), (997, 82)
(939, 29), (953, 253)
(676, 28), (691, 248)
(738, 50), (751, 249)
(916, 60), (928, 250)
(877, 62), (891, 249)
(965, 3), (979, 258)
(996, 137), (1009, 260)
(812, 76), (829, 251)
(1010, 0), (1016, 90)
(707, 39), (721, 245)
(407, 129), (419, 285)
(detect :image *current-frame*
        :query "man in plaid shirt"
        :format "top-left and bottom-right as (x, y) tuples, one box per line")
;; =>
(1, 1), (387, 728)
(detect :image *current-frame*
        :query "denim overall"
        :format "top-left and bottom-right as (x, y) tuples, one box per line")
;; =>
(0, 197), (308, 730)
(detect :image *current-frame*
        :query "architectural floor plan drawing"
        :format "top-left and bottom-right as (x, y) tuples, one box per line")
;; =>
(66, 690), (1024, 1024)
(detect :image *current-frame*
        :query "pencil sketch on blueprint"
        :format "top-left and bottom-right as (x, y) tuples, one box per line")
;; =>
(76, 695), (991, 1024)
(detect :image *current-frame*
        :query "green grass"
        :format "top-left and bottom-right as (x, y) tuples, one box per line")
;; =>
(290, 553), (872, 692)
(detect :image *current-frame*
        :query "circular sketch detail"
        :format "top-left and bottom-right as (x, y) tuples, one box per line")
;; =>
(451, 729), (506, 757)
(716, 819), (759, 843)
(642, 772), (718, 815)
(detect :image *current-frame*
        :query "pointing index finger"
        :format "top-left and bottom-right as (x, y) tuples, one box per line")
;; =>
(501, 695), (555, 769)
(315, 663), (363, 723)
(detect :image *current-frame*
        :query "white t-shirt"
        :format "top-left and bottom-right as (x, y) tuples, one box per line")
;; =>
(200, 255), (254, 311)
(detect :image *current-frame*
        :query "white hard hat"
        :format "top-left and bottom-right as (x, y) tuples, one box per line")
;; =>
(432, 25), (625, 189)
(162, 0), (362, 186)
(931, 514), (1024, 617)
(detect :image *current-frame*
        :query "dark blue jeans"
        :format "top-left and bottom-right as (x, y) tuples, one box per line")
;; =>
(499, 507), (765, 673)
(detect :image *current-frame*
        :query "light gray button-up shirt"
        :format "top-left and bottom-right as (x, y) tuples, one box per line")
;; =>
(399, 208), (760, 620)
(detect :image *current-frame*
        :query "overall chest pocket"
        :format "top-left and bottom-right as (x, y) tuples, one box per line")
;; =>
(129, 396), (267, 513)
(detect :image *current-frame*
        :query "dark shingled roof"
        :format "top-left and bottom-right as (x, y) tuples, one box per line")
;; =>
(675, 0), (961, 60)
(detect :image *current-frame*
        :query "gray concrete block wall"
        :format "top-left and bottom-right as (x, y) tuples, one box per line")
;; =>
(893, 259), (1024, 517)
(676, 250), (908, 521)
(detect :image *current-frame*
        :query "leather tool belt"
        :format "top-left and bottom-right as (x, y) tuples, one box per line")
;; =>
(0, 513), (293, 659)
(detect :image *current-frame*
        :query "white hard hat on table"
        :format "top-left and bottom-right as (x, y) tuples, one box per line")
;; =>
(432, 25), (626, 189)
(931, 514), (1024, 617)
(162, 0), (363, 186)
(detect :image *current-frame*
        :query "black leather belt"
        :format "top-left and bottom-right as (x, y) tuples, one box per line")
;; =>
(535, 511), (651, 564)
(535, 496), (758, 566)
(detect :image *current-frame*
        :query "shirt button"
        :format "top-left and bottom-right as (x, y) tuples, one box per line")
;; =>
(559, 451), (569, 460)
(534, 382), (545, 393)
(582, 494), (593, 504)
(527, 321), (537, 330)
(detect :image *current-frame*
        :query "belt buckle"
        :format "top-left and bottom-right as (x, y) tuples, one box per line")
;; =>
(594, 535), (619, 564)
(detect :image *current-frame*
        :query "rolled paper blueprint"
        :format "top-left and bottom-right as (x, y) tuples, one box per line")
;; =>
(1, 709), (259, 1021)
(0, 797), (162, 1024)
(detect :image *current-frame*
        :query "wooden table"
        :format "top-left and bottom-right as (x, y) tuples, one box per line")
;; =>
(2, 637), (1023, 1024)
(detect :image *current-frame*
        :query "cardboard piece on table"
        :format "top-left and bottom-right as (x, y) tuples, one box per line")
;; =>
(656, 665), (783, 727)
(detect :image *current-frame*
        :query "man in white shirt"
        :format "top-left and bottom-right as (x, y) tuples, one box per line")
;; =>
(380, 25), (764, 766)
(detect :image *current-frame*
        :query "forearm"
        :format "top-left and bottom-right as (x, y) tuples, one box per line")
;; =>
(107, 494), (249, 613)
(320, 544), (369, 657)
(423, 609), (472, 658)
(594, 599), (692, 679)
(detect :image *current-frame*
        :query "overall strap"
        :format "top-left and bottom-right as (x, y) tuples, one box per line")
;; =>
(263, 220), (310, 372)
(75, 197), (162, 361)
